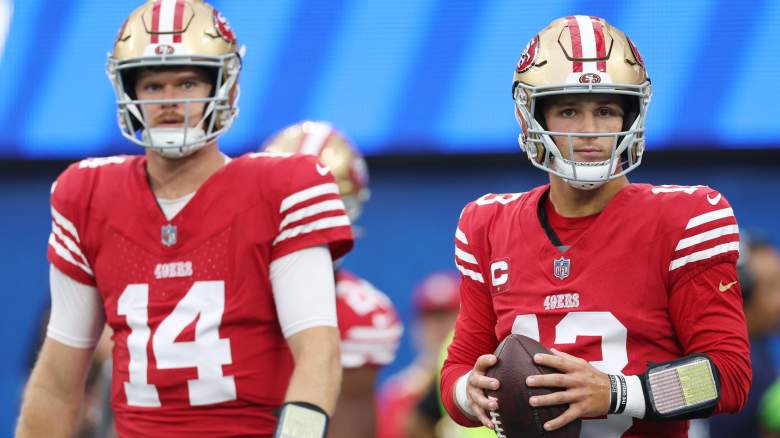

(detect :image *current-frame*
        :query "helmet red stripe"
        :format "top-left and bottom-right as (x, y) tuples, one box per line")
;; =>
(173, 0), (185, 43)
(150, 0), (162, 44)
(590, 17), (607, 72)
(566, 16), (583, 73)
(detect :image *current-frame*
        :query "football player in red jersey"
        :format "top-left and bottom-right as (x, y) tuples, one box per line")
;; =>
(440, 15), (751, 438)
(16, 2), (353, 438)
(264, 121), (404, 438)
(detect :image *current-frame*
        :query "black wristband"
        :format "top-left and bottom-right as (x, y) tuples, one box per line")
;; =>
(616, 374), (628, 414)
(273, 401), (330, 438)
(608, 374), (619, 414)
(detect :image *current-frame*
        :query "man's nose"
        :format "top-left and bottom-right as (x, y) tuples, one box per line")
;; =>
(160, 86), (179, 106)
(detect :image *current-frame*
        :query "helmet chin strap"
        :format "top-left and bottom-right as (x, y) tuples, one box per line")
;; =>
(141, 127), (207, 159)
(552, 156), (619, 190)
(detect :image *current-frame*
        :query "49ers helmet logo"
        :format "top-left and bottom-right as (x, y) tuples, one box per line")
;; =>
(213, 9), (236, 43)
(578, 73), (601, 84)
(516, 35), (540, 73)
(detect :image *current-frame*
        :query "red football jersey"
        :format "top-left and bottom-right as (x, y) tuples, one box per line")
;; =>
(442, 184), (750, 438)
(47, 153), (353, 437)
(335, 270), (402, 368)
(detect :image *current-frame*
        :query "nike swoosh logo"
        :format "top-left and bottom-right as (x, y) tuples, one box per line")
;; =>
(707, 193), (722, 205)
(718, 280), (738, 292)
(316, 163), (330, 176)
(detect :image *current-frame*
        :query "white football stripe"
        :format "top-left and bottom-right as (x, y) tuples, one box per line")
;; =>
(300, 123), (333, 155)
(279, 199), (346, 230)
(669, 241), (740, 271)
(52, 221), (89, 264)
(49, 233), (94, 276)
(455, 227), (469, 245)
(675, 225), (740, 251)
(51, 206), (81, 243)
(456, 263), (484, 283)
(575, 15), (598, 73)
(273, 215), (350, 246)
(686, 207), (734, 230)
(279, 183), (339, 213)
(455, 247), (478, 265)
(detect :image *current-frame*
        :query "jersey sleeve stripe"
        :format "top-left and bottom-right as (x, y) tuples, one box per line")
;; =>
(455, 247), (478, 265)
(51, 221), (90, 264)
(685, 207), (734, 230)
(669, 241), (740, 271)
(278, 199), (346, 230)
(273, 215), (351, 246)
(455, 228), (469, 245)
(675, 225), (740, 251)
(343, 325), (403, 342)
(279, 183), (339, 213)
(456, 263), (484, 283)
(51, 206), (82, 243)
(49, 233), (94, 276)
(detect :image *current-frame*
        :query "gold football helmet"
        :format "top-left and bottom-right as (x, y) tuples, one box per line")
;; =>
(263, 121), (370, 222)
(512, 15), (652, 189)
(107, 0), (243, 158)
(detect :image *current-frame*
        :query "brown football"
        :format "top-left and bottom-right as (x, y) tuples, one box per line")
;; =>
(485, 334), (581, 438)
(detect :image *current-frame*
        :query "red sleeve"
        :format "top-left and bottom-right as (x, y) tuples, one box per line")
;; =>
(441, 202), (499, 426)
(668, 260), (751, 414)
(335, 272), (403, 368)
(269, 154), (354, 262)
(47, 162), (97, 286)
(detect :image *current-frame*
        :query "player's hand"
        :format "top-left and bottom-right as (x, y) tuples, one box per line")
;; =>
(526, 348), (611, 431)
(466, 354), (500, 429)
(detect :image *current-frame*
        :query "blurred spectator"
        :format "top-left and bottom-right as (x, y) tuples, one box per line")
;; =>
(710, 237), (780, 438)
(377, 271), (460, 438)
(759, 379), (780, 438)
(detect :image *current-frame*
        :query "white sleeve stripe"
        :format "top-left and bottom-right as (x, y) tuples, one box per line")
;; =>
(455, 228), (469, 245)
(456, 263), (484, 283)
(685, 207), (734, 230)
(279, 183), (339, 213)
(49, 234), (94, 276)
(455, 247), (478, 264)
(51, 206), (81, 243)
(344, 324), (403, 341)
(340, 340), (401, 353)
(669, 241), (740, 271)
(279, 199), (346, 230)
(52, 221), (90, 265)
(273, 215), (351, 246)
(675, 225), (740, 251)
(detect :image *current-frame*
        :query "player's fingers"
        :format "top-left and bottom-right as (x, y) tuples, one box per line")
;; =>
(543, 405), (581, 431)
(474, 354), (497, 372)
(526, 373), (573, 388)
(529, 389), (578, 407)
(534, 352), (577, 372)
(469, 372), (500, 391)
(468, 384), (498, 411)
(472, 400), (496, 430)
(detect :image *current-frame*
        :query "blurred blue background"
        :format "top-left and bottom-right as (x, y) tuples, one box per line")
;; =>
(1, 0), (780, 158)
(2, 0), (780, 435)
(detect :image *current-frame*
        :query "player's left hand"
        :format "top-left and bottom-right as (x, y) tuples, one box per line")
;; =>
(525, 348), (611, 431)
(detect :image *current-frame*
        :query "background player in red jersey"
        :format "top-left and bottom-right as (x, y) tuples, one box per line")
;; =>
(16, 2), (352, 437)
(440, 15), (751, 438)
(264, 121), (404, 438)
(376, 270), (461, 438)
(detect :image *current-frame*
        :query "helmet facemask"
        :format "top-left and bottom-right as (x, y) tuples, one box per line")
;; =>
(107, 52), (241, 159)
(515, 83), (651, 190)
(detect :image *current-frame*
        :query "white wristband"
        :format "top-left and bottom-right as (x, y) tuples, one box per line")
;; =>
(622, 375), (647, 418)
(455, 371), (478, 419)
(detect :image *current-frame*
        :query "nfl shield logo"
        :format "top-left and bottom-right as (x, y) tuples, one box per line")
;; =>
(553, 257), (570, 280)
(161, 224), (177, 247)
